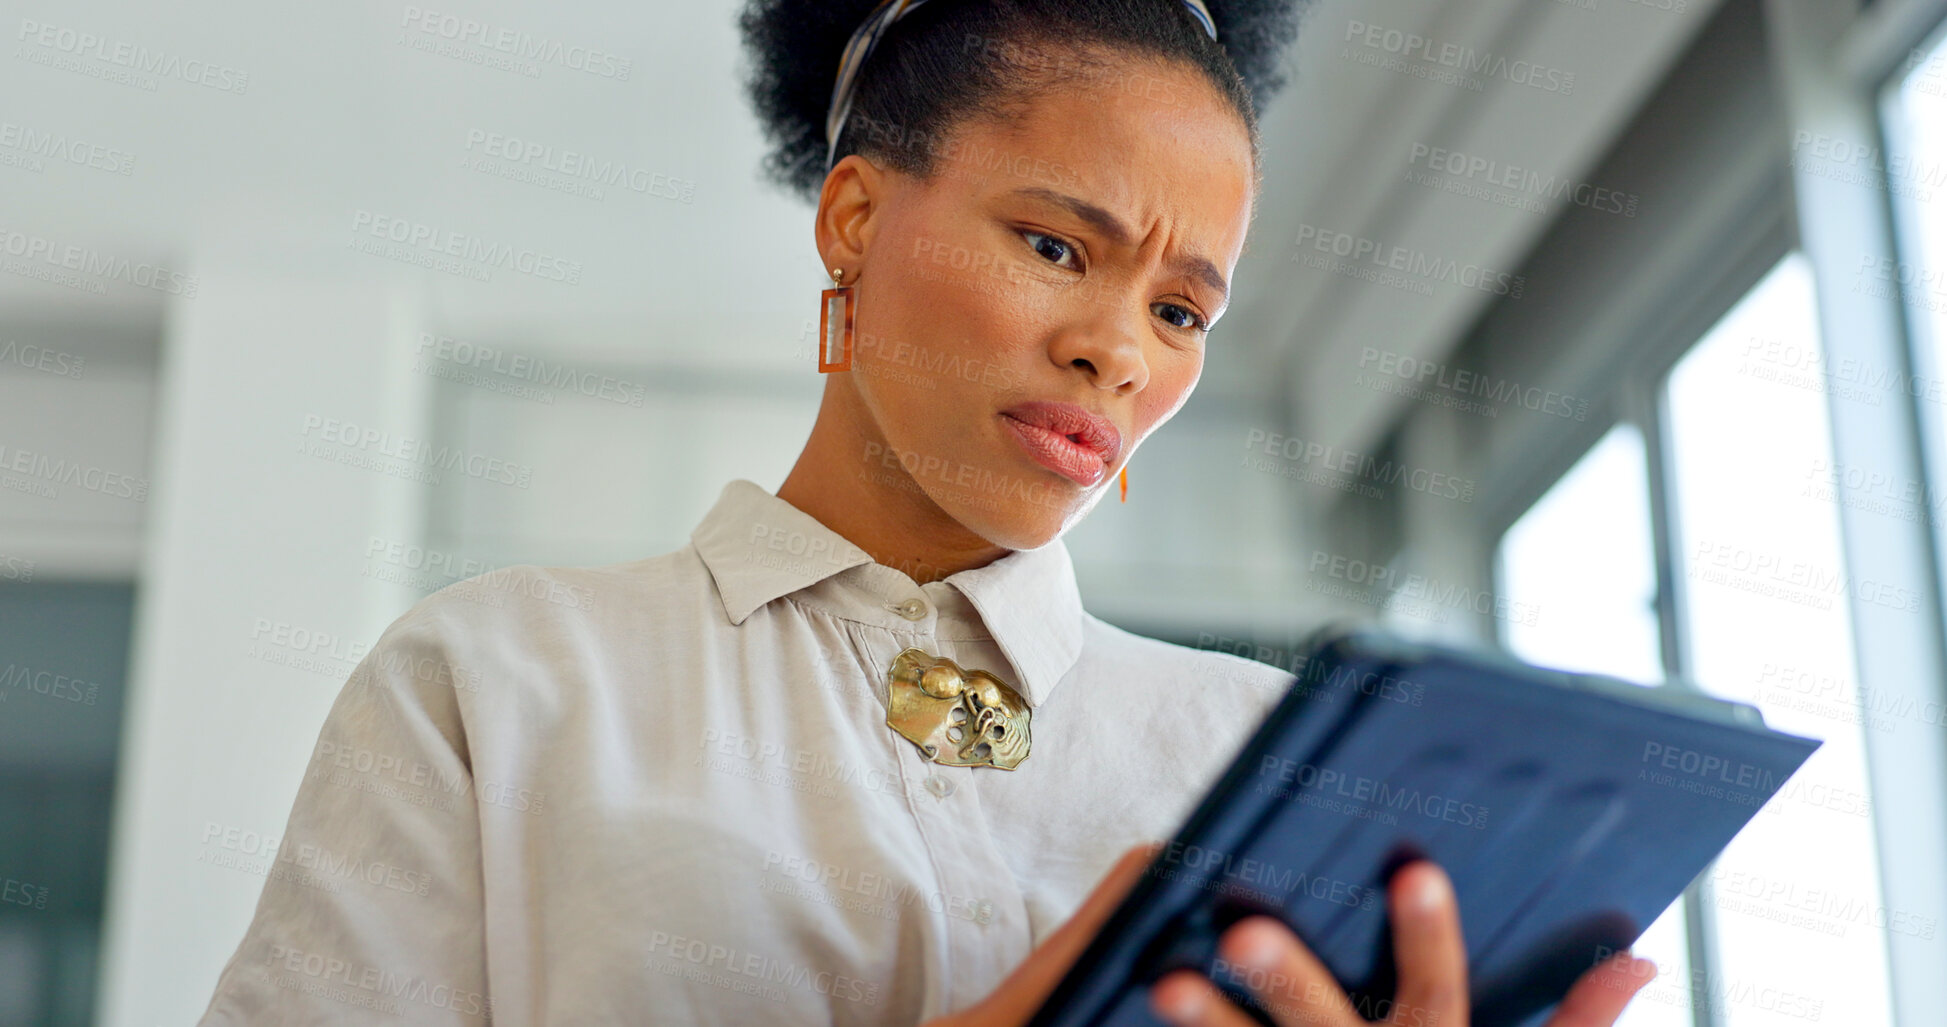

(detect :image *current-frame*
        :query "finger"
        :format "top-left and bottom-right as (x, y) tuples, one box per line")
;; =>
(1547, 952), (1657, 1027)
(1151, 968), (1285, 1027)
(1389, 861), (1468, 1025)
(976, 841), (1164, 1018)
(1208, 915), (1359, 1027)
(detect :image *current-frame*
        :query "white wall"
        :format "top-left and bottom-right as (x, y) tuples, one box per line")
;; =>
(96, 268), (428, 1024)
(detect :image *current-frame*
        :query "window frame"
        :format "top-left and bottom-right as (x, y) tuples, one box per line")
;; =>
(1476, 5), (1947, 1023)
(1487, 236), (1794, 1027)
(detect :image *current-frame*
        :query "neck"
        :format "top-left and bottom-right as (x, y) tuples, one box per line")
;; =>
(776, 379), (1010, 585)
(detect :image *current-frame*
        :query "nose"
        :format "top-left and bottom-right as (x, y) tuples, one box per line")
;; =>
(1046, 291), (1151, 395)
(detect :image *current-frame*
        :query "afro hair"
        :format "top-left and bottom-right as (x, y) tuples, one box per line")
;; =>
(736, 0), (1309, 205)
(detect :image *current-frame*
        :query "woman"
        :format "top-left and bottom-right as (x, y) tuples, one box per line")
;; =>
(198, 0), (1655, 1023)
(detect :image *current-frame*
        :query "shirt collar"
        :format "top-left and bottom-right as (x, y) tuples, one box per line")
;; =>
(689, 478), (1084, 708)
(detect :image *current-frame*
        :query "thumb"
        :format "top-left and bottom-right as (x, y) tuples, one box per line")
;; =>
(963, 841), (1165, 1023)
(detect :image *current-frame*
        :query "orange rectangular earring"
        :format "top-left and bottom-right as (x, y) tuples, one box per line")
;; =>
(818, 267), (855, 373)
(1119, 465), (1128, 502)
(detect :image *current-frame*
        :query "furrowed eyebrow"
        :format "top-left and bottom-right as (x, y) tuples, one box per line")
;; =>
(1007, 186), (1230, 305)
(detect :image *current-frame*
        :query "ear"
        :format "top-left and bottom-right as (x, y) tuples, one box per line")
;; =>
(814, 154), (887, 277)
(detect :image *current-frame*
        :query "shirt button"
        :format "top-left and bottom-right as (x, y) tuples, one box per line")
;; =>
(924, 775), (956, 799)
(894, 598), (928, 621)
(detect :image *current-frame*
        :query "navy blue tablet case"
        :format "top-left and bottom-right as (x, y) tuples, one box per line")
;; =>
(1026, 621), (1823, 1027)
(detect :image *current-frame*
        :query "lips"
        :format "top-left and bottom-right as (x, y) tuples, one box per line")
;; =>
(998, 401), (1123, 488)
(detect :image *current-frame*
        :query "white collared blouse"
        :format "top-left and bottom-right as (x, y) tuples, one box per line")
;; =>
(197, 477), (1297, 1025)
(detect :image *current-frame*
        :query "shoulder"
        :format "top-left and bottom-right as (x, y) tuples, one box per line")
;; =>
(390, 544), (708, 639)
(354, 544), (714, 694)
(1076, 611), (1296, 701)
(323, 546), (716, 764)
(1060, 613), (1300, 820)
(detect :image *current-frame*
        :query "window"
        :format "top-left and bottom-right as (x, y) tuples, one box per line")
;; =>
(1497, 424), (1692, 1027)
(1495, 254), (1894, 1025)
(1497, 423), (1661, 686)
(1884, 21), (1947, 600)
(1664, 254), (1892, 1026)
(1883, 24), (1947, 398)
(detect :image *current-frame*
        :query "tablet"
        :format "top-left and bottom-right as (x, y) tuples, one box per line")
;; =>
(1026, 621), (1823, 1027)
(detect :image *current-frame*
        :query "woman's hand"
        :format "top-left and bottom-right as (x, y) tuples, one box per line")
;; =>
(924, 845), (1659, 1027)
(1148, 861), (1658, 1027)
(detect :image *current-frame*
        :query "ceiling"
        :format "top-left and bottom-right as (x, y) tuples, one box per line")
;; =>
(0, 0), (1721, 459)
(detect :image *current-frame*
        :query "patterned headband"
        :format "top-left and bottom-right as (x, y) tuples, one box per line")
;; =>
(824, 0), (1220, 171)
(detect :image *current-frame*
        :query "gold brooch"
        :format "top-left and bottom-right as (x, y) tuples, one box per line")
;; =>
(885, 647), (1032, 770)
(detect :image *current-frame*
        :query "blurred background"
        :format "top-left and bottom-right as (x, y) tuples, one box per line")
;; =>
(3, 0), (1946, 1022)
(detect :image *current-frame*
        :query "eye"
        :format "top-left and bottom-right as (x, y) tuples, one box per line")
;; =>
(1153, 301), (1211, 334)
(1020, 229), (1082, 271)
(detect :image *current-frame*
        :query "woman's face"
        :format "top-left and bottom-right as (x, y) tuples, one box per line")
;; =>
(816, 52), (1256, 552)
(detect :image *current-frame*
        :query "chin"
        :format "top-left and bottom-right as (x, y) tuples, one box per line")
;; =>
(930, 480), (1084, 552)
(957, 483), (1113, 553)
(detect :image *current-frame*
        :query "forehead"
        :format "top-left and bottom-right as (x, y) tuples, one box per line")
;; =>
(937, 53), (1256, 261)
